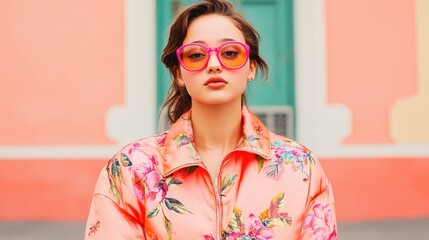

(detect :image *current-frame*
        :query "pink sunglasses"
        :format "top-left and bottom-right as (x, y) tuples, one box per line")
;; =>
(176, 41), (250, 71)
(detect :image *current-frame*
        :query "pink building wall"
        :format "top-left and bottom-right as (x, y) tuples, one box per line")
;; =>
(0, 0), (428, 222)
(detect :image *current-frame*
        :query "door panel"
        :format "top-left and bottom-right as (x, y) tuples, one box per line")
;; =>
(156, 0), (295, 135)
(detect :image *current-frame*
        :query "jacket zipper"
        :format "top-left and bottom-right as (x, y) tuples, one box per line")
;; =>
(213, 177), (222, 240)
(165, 151), (266, 240)
(164, 163), (223, 239)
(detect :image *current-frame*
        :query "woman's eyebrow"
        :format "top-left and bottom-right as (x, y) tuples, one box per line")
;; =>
(190, 38), (237, 44)
(219, 38), (236, 42)
(191, 40), (206, 44)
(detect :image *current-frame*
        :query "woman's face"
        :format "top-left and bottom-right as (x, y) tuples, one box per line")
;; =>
(178, 14), (256, 106)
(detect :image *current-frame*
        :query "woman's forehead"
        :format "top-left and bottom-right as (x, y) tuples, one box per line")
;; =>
(183, 14), (245, 45)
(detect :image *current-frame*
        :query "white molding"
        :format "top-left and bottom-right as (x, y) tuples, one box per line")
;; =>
(106, 0), (157, 145)
(294, 0), (351, 155)
(293, 0), (428, 158)
(0, 146), (119, 159)
(313, 145), (429, 158)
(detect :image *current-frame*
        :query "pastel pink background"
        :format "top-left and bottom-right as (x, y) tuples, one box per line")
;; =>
(0, 0), (124, 145)
(0, 0), (428, 222)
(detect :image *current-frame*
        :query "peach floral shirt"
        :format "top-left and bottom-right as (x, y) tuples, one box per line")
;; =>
(85, 106), (337, 240)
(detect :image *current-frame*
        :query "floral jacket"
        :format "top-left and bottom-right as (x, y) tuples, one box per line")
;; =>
(85, 107), (337, 240)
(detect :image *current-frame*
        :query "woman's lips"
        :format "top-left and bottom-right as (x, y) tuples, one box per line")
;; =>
(205, 77), (227, 89)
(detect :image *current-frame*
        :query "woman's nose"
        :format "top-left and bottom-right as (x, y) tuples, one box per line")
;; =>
(206, 52), (222, 73)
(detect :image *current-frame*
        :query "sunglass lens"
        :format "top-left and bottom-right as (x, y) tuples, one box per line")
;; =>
(180, 45), (207, 70)
(219, 43), (247, 69)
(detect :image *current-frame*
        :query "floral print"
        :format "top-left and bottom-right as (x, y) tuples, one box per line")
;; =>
(303, 204), (337, 240)
(130, 155), (165, 203)
(226, 213), (273, 240)
(85, 106), (336, 239)
(106, 153), (133, 202)
(109, 149), (193, 239)
(87, 220), (100, 237)
(203, 234), (215, 240)
(174, 133), (192, 148)
(131, 156), (192, 239)
(241, 134), (265, 155)
(259, 140), (316, 181)
(223, 193), (292, 239)
(220, 174), (238, 197)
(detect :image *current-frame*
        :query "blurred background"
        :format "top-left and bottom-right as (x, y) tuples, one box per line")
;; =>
(0, 0), (428, 239)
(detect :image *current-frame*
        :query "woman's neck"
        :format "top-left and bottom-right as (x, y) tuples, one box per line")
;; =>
(191, 101), (243, 154)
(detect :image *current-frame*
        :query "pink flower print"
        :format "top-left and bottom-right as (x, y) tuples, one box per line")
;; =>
(158, 134), (166, 147)
(243, 214), (274, 240)
(274, 146), (287, 159)
(145, 171), (168, 202)
(225, 232), (241, 240)
(290, 149), (301, 158)
(128, 142), (154, 156)
(224, 193), (290, 239)
(128, 142), (142, 155)
(303, 203), (337, 240)
(132, 156), (157, 177)
(225, 214), (274, 240)
(203, 234), (215, 240)
(131, 156), (168, 203)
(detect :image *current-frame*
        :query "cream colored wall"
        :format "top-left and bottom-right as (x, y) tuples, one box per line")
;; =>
(391, 0), (429, 143)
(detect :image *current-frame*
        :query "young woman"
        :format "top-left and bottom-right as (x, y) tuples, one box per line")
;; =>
(85, 0), (337, 239)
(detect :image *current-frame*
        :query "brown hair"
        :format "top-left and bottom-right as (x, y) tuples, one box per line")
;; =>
(160, 0), (268, 123)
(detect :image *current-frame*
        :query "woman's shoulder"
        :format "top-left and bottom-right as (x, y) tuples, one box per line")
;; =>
(107, 131), (169, 170)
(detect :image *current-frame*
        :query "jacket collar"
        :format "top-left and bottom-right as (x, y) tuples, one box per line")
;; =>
(160, 106), (271, 176)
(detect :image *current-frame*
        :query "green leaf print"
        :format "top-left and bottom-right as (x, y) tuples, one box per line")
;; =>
(165, 176), (183, 186)
(223, 193), (292, 238)
(163, 214), (172, 240)
(260, 193), (292, 228)
(256, 155), (265, 173)
(108, 176), (120, 203)
(174, 133), (191, 148)
(164, 198), (192, 214)
(232, 207), (243, 231)
(245, 135), (260, 142)
(110, 160), (122, 182)
(147, 204), (161, 218)
(120, 153), (132, 167)
(221, 174), (238, 193)
(271, 212), (292, 227)
(270, 193), (285, 215)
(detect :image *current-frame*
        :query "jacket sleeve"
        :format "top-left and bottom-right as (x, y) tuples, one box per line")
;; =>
(84, 154), (146, 239)
(300, 157), (338, 240)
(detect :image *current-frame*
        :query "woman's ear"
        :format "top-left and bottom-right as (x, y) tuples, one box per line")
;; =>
(175, 70), (185, 87)
(248, 60), (257, 82)
(177, 78), (185, 87)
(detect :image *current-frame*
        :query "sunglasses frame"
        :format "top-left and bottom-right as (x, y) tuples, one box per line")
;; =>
(176, 41), (250, 72)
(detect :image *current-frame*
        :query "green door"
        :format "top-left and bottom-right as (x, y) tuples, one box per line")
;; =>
(157, 0), (295, 136)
